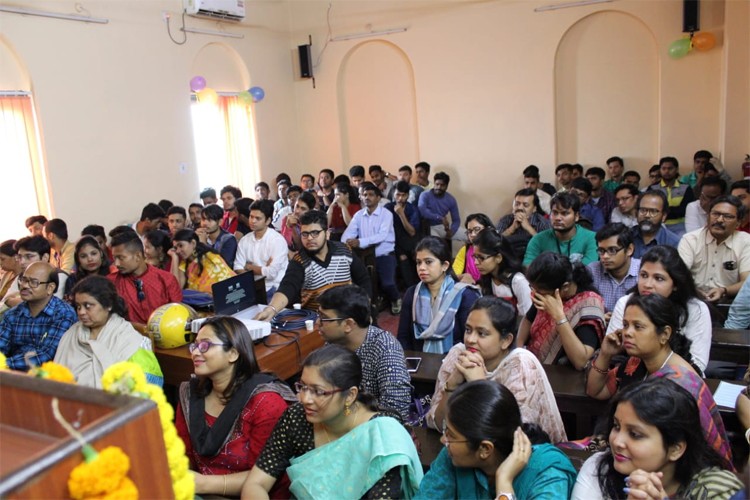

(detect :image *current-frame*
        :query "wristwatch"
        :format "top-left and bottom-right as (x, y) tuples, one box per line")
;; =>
(496, 493), (516, 500)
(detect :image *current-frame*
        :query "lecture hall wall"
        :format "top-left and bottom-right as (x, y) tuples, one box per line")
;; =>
(1, 0), (748, 239)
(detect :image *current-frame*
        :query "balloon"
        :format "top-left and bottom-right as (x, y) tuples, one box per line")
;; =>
(668, 38), (691, 59)
(238, 90), (253, 105)
(190, 76), (207, 92)
(249, 86), (265, 102)
(692, 32), (716, 51)
(197, 87), (218, 105)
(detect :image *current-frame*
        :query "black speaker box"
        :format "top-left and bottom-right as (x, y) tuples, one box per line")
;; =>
(683, 0), (699, 33)
(298, 44), (313, 78)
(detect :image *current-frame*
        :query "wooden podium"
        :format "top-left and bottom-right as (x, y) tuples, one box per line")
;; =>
(0, 371), (173, 498)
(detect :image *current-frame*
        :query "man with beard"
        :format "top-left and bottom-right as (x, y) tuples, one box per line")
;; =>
(418, 172), (460, 239)
(586, 223), (639, 315)
(678, 195), (750, 303)
(368, 165), (396, 201)
(316, 169), (335, 209)
(629, 191), (680, 259)
(385, 181), (421, 288)
(254, 210), (372, 320)
(496, 188), (550, 258)
(522, 192), (598, 267)
(647, 156), (695, 236)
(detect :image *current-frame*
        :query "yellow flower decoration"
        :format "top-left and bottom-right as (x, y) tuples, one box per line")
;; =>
(101, 362), (147, 395)
(30, 361), (75, 383)
(68, 446), (136, 499)
(0, 351), (7, 370)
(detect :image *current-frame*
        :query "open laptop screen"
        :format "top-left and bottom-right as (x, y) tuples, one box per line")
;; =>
(211, 272), (257, 316)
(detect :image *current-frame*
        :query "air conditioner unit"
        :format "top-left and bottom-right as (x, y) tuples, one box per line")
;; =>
(184, 0), (245, 22)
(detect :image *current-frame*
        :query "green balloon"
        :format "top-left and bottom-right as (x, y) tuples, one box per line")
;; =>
(668, 38), (691, 59)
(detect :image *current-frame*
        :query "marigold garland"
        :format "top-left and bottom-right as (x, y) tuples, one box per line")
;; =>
(0, 351), (7, 370)
(68, 445), (136, 499)
(30, 361), (75, 383)
(102, 362), (194, 500)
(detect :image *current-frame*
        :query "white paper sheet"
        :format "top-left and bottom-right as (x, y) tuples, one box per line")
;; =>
(712, 381), (746, 409)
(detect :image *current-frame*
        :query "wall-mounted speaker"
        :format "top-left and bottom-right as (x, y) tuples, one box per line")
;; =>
(298, 44), (313, 79)
(683, 0), (699, 33)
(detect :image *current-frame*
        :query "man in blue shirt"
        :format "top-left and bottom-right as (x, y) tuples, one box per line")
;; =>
(587, 223), (640, 316)
(385, 181), (421, 288)
(630, 190), (680, 259)
(418, 171), (460, 239)
(0, 262), (77, 371)
(569, 177), (605, 231)
(343, 183), (401, 314)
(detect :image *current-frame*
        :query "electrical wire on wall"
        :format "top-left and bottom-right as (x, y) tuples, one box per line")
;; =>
(166, 10), (188, 45)
(314, 2), (333, 69)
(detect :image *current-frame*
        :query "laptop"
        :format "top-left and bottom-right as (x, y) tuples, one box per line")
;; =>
(190, 273), (271, 341)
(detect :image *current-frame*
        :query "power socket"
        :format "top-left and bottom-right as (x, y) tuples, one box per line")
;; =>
(161, 11), (170, 22)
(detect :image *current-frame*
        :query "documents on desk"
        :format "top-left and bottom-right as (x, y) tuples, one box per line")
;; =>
(713, 381), (746, 409)
(190, 305), (271, 341)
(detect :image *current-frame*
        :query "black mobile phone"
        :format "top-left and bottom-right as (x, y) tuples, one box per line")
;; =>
(405, 357), (421, 373)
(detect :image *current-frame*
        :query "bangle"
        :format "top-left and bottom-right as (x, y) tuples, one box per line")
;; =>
(265, 305), (278, 315)
(591, 355), (609, 375)
(223, 475), (227, 496)
(556, 317), (569, 326)
(745, 427), (750, 445)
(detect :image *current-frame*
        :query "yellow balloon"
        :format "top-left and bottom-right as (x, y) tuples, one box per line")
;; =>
(197, 87), (218, 105)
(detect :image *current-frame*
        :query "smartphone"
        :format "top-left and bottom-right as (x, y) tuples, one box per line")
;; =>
(405, 357), (421, 373)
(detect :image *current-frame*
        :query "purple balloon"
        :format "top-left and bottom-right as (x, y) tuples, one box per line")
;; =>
(190, 76), (207, 92)
(249, 86), (265, 102)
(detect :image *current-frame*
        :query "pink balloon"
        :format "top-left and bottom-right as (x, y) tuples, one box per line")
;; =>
(190, 76), (207, 92)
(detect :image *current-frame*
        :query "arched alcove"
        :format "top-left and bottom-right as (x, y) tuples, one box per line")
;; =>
(192, 42), (250, 91)
(337, 41), (419, 168)
(555, 11), (658, 173)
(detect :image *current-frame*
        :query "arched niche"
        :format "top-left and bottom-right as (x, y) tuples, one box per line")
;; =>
(555, 11), (658, 173)
(0, 36), (30, 90)
(337, 40), (419, 168)
(192, 42), (250, 91)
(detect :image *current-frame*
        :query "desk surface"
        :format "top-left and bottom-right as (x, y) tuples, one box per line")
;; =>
(155, 327), (324, 386)
(710, 328), (750, 364)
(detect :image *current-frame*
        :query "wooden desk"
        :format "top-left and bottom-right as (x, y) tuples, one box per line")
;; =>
(711, 328), (750, 365)
(155, 327), (324, 386)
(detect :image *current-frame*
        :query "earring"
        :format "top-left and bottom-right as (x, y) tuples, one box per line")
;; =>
(344, 402), (351, 417)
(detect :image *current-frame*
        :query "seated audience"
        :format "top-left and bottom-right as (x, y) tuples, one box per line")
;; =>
(518, 252), (605, 370)
(1, 236), (66, 314)
(315, 168), (335, 209)
(473, 228), (532, 316)
(646, 164), (661, 189)
(158, 199), (173, 231)
(326, 181), (360, 240)
(522, 165), (551, 214)
(416, 380), (576, 499)
(234, 200), (289, 301)
(622, 170), (641, 189)
(648, 156), (695, 236)
(175, 316), (295, 497)
(188, 203), (203, 229)
(274, 185), (301, 228)
(427, 297), (566, 443)
(730, 180), (750, 233)
(368, 164), (395, 201)
(255, 210), (372, 320)
(271, 179), (290, 228)
(602, 156), (625, 192)
(570, 177), (605, 231)
(573, 377), (742, 499)
(586, 167), (616, 222)
(241, 345), (423, 498)
(453, 213), (493, 285)
(685, 176), (726, 233)
(55, 275), (162, 387)
(254, 181), (270, 201)
(496, 188), (551, 259)
(523, 192), (598, 267)
(196, 204), (237, 268)
(170, 229), (235, 294)
(556, 163), (573, 192)
(396, 165), (424, 204)
(397, 237), (480, 353)
(725, 277), (750, 329)
(0, 240), (20, 302)
(414, 161), (431, 190)
(680, 149), (733, 191)
(571, 163), (584, 180)
(219, 185), (242, 235)
(233, 197), (253, 238)
(630, 190), (680, 259)
(25, 215), (48, 236)
(607, 246), (711, 373)
(0, 262), (77, 370)
(280, 191), (316, 253)
(318, 285), (411, 420)
(610, 183), (639, 228)
(200, 187), (218, 206)
(300, 173), (315, 192)
(143, 230), (173, 271)
(132, 202), (164, 238)
(108, 231), (183, 329)
(586, 224), (639, 314)
(166, 206), (188, 236)
(585, 294), (733, 470)
(348, 165), (365, 188)
(385, 180), (421, 288)
(679, 195), (749, 303)
(80, 224), (109, 255)
(342, 182), (401, 314)
(43, 218), (74, 272)
(64, 236), (117, 298)
(418, 172), (460, 239)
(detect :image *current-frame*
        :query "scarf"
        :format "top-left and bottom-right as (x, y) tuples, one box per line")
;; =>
(464, 246), (481, 281)
(53, 314), (144, 388)
(412, 276), (471, 354)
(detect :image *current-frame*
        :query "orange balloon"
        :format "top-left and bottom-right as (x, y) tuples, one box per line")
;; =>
(197, 88), (218, 105)
(692, 32), (716, 51)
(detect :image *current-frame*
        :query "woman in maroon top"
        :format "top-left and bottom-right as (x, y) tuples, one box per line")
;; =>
(175, 316), (296, 498)
(327, 182), (361, 241)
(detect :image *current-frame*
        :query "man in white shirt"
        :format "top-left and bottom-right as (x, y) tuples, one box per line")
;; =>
(234, 200), (289, 302)
(610, 184), (640, 228)
(685, 177), (725, 233)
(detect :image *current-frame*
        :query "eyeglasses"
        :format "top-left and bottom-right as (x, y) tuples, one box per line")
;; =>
(637, 208), (661, 217)
(596, 246), (624, 256)
(188, 340), (229, 353)
(300, 229), (324, 239)
(466, 226), (485, 235)
(317, 315), (347, 323)
(133, 279), (145, 302)
(18, 276), (51, 289)
(709, 211), (737, 221)
(471, 252), (495, 263)
(293, 382), (344, 398)
(14, 252), (40, 262)
(441, 422), (469, 448)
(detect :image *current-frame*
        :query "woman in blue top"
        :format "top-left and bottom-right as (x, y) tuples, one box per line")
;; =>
(416, 380), (576, 500)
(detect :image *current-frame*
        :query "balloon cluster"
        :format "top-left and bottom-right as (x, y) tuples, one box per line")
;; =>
(668, 32), (716, 59)
(189, 75), (265, 104)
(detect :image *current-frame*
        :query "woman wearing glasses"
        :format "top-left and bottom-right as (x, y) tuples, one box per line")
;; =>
(416, 380), (576, 499)
(605, 246), (711, 373)
(169, 229), (235, 294)
(175, 316), (296, 498)
(54, 275), (163, 387)
(242, 344), (423, 499)
(452, 214), (493, 284)
(397, 236), (480, 353)
(472, 229), (531, 316)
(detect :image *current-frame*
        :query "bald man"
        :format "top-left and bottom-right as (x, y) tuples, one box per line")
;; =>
(0, 262), (77, 370)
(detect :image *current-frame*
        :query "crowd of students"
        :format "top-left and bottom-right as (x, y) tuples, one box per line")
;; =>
(1, 155), (749, 498)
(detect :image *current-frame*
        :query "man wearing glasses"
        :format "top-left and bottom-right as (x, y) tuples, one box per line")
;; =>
(108, 231), (182, 330)
(255, 210), (372, 321)
(586, 224), (639, 316)
(678, 195), (750, 303)
(0, 262), (76, 370)
(629, 191), (680, 259)
(610, 184), (640, 228)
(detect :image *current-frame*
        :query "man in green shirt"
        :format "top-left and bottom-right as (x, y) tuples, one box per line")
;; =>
(603, 155), (625, 192)
(523, 192), (598, 267)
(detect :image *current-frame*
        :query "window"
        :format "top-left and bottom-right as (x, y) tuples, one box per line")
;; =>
(0, 94), (49, 241)
(190, 94), (260, 196)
